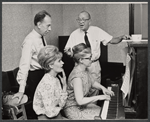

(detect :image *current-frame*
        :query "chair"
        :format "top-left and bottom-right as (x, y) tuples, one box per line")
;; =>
(2, 104), (27, 120)
(10, 104), (27, 120)
(2, 67), (31, 119)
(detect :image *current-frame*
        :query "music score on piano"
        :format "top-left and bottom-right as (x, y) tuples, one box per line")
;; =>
(100, 84), (125, 120)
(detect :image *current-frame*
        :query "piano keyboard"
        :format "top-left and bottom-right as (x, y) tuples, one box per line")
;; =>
(101, 87), (112, 119)
(100, 84), (125, 120)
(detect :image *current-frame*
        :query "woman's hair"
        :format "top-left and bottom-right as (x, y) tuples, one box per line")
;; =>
(72, 43), (91, 63)
(38, 45), (62, 72)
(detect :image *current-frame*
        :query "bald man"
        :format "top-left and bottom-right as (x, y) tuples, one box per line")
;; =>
(64, 11), (130, 96)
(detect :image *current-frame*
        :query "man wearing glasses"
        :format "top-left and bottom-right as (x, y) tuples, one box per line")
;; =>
(64, 11), (130, 96)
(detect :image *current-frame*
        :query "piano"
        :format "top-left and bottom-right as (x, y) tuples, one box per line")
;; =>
(99, 84), (125, 120)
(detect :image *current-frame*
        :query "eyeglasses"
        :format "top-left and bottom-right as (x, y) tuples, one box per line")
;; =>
(76, 18), (90, 23)
(82, 56), (92, 60)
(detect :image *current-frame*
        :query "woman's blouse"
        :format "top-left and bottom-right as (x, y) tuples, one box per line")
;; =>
(33, 73), (67, 118)
(65, 66), (96, 108)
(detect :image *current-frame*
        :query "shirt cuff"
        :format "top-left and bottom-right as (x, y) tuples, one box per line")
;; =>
(102, 36), (113, 46)
(19, 85), (25, 93)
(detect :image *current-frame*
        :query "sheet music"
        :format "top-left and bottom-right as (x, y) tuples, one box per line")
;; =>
(121, 54), (131, 99)
(121, 46), (136, 107)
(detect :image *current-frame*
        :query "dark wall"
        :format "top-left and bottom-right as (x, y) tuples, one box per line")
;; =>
(58, 36), (74, 78)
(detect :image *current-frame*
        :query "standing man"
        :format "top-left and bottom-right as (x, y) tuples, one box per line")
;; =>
(64, 11), (130, 96)
(13, 10), (52, 103)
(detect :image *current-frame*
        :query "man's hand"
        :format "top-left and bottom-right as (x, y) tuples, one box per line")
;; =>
(110, 35), (131, 44)
(12, 92), (24, 104)
(122, 35), (131, 40)
(64, 48), (73, 57)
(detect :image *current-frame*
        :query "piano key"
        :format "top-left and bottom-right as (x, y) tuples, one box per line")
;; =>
(100, 87), (111, 120)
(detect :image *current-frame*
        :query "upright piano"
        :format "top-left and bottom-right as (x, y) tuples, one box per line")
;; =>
(127, 41), (148, 119)
(99, 41), (148, 119)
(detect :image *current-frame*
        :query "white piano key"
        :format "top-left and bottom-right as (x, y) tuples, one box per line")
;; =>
(101, 87), (112, 120)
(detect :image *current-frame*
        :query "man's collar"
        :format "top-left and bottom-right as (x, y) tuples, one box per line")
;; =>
(33, 29), (42, 38)
(80, 26), (91, 33)
(86, 26), (91, 33)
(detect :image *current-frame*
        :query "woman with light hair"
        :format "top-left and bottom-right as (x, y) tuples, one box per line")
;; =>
(64, 43), (114, 120)
(33, 45), (68, 120)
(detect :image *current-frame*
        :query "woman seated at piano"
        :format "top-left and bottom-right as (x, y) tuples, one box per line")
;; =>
(64, 43), (114, 120)
(33, 45), (68, 120)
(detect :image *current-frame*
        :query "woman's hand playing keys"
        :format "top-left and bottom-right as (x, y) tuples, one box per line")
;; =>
(102, 88), (115, 97)
(98, 95), (111, 101)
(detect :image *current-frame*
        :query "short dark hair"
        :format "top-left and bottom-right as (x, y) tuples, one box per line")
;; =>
(34, 10), (51, 26)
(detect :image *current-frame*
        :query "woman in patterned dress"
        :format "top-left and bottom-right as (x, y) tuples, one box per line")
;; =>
(33, 45), (68, 120)
(64, 43), (114, 120)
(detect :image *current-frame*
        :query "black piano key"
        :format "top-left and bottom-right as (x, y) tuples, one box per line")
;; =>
(107, 113), (116, 116)
(109, 101), (117, 104)
(108, 108), (117, 111)
(109, 106), (117, 109)
(107, 112), (117, 115)
(110, 99), (117, 102)
(107, 115), (116, 119)
(109, 104), (117, 107)
(108, 108), (117, 112)
(111, 98), (117, 100)
(109, 106), (117, 108)
(107, 116), (116, 118)
(107, 117), (116, 119)
(107, 85), (118, 119)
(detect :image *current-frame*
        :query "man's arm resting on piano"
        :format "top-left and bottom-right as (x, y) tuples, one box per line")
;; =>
(92, 81), (115, 96)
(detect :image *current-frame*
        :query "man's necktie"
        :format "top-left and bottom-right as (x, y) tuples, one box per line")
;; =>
(84, 32), (91, 47)
(41, 36), (46, 46)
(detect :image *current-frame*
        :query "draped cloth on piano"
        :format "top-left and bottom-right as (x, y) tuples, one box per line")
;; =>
(121, 46), (136, 106)
(64, 67), (101, 120)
